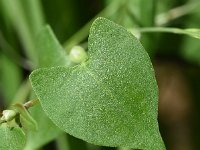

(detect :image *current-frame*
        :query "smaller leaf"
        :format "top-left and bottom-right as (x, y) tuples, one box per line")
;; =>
(0, 123), (26, 150)
(24, 104), (62, 150)
(35, 25), (68, 67)
(12, 104), (38, 131)
(24, 25), (67, 149)
(1, 55), (22, 106)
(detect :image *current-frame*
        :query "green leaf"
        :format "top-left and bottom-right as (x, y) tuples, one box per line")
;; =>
(24, 104), (62, 150)
(0, 0), (38, 64)
(0, 123), (26, 150)
(1, 55), (22, 106)
(35, 25), (68, 67)
(30, 18), (165, 149)
(24, 26), (66, 149)
(12, 104), (38, 131)
(139, 0), (156, 26)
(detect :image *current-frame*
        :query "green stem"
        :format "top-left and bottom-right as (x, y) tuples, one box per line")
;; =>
(0, 99), (39, 125)
(117, 147), (132, 150)
(23, 99), (39, 109)
(156, 1), (200, 26)
(137, 27), (187, 34)
(56, 134), (71, 150)
(129, 27), (200, 40)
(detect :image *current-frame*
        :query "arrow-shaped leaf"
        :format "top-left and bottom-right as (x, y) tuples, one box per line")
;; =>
(30, 17), (165, 150)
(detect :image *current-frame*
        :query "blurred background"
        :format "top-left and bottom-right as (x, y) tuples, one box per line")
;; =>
(0, 0), (200, 149)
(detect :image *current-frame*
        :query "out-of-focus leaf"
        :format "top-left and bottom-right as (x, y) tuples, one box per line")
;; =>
(139, 0), (156, 26)
(30, 18), (165, 149)
(12, 104), (38, 131)
(24, 24), (67, 149)
(20, 0), (44, 34)
(1, 55), (22, 106)
(0, 123), (26, 150)
(35, 25), (68, 67)
(0, 0), (38, 64)
(24, 104), (62, 150)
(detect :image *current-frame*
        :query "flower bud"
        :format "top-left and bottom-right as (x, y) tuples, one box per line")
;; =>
(1, 110), (17, 122)
(69, 46), (87, 64)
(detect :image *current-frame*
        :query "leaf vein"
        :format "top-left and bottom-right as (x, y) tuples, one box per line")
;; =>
(83, 64), (118, 102)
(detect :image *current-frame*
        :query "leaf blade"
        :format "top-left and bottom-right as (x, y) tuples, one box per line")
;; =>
(0, 123), (26, 150)
(35, 25), (68, 67)
(30, 17), (165, 149)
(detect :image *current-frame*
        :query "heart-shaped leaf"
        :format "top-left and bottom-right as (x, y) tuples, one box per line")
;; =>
(0, 123), (26, 150)
(30, 17), (165, 149)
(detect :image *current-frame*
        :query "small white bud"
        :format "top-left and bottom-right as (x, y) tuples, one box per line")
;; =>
(69, 46), (87, 64)
(1, 110), (17, 122)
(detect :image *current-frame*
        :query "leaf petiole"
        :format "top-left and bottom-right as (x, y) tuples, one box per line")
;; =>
(23, 99), (39, 109)
(0, 99), (39, 125)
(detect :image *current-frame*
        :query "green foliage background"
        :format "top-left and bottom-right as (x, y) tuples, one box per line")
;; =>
(0, 0), (200, 149)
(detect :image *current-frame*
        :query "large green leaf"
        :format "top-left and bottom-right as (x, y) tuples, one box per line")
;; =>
(30, 18), (165, 149)
(0, 123), (26, 150)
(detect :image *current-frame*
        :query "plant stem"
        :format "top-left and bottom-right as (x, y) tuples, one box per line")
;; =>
(156, 1), (200, 26)
(56, 134), (71, 150)
(137, 27), (186, 34)
(0, 99), (39, 125)
(129, 27), (200, 40)
(0, 30), (31, 70)
(23, 99), (39, 109)
(118, 147), (131, 150)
